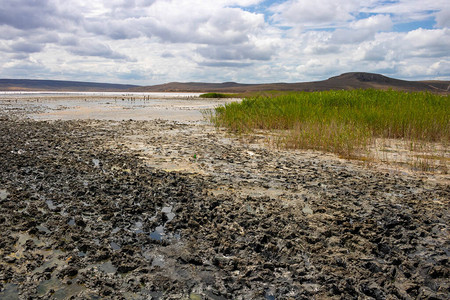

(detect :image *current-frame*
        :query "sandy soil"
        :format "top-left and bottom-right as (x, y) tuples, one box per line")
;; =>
(0, 97), (448, 299)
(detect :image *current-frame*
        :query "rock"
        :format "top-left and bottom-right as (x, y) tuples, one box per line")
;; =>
(3, 256), (16, 264)
(361, 282), (386, 300)
(302, 205), (313, 215)
(117, 263), (138, 273)
(0, 114), (448, 300)
(58, 266), (78, 278)
(189, 293), (202, 300)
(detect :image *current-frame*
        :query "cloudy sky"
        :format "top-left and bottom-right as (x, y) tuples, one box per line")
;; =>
(0, 0), (449, 85)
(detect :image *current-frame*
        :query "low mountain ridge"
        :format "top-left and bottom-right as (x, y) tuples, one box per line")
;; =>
(0, 79), (138, 92)
(325, 72), (438, 91)
(131, 72), (449, 93)
(1, 73), (449, 93)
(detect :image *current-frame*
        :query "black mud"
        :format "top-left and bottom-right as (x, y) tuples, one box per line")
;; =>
(0, 117), (449, 299)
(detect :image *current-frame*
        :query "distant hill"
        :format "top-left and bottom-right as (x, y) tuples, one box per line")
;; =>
(0, 79), (139, 92)
(1, 73), (449, 93)
(130, 72), (450, 93)
(128, 81), (254, 93)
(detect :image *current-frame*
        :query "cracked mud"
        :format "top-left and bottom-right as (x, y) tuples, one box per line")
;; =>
(0, 105), (449, 299)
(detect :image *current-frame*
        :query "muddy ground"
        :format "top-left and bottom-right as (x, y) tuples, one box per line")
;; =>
(0, 107), (449, 299)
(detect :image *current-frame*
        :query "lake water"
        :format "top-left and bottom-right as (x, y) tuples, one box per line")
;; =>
(0, 92), (240, 122)
(0, 91), (203, 97)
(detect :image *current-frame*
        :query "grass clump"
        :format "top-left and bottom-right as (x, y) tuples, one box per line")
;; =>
(211, 89), (449, 158)
(199, 92), (236, 98)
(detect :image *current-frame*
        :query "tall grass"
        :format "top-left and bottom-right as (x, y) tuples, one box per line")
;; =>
(199, 93), (237, 98)
(211, 89), (449, 158)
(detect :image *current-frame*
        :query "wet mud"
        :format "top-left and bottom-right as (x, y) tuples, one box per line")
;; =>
(0, 113), (449, 299)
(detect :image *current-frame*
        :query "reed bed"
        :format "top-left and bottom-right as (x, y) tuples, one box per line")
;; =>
(199, 92), (237, 98)
(211, 89), (449, 159)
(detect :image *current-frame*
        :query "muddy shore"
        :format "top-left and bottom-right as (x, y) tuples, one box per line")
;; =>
(0, 101), (449, 299)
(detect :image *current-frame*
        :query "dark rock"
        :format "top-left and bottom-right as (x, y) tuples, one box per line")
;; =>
(58, 266), (78, 278)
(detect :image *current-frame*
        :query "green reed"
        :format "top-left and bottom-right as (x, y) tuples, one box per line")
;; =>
(211, 89), (449, 157)
(199, 93), (237, 98)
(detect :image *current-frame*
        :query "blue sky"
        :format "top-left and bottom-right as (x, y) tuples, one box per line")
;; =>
(0, 0), (449, 85)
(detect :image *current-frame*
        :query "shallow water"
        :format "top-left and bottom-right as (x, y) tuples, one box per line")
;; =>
(37, 277), (84, 299)
(96, 261), (117, 274)
(0, 93), (240, 122)
(149, 225), (166, 241)
(149, 205), (177, 241)
(0, 284), (19, 300)
(0, 91), (202, 97)
(110, 241), (121, 250)
(46, 199), (59, 210)
(0, 189), (9, 200)
(161, 205), (175, 221)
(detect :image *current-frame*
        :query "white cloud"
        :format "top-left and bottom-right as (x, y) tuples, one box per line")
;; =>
(84, 19), (142, 40)
(329, 15), (393, 44)
(197, 39), (274, 61)
(269, 0), (361, 27)
(76, 0), (270, 69)
(138, 2), (266, 45)
(10, 41), (44, 53)
(0, 0), (448, 84)
(360, 41), (391, 62)
(0, 0), (80, 30)
(350, 14), (392, 31)
(304, 44), (340, 55)
(436, 7), (450, 28)
(67, 39), (131, 60)
(402, 28), (450, 57)
(364, 0), (449, 22)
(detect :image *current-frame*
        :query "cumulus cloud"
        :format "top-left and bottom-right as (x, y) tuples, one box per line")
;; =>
(161, 51), (175, 58)
(0, 25), (26, 40)
(330, 15), (393, 44)
(117, 70), (149, 80)
(364, 0), (449, 23)
(67, 40), (130, 60)
(198, 61), (254, 68)
(0, 0), (79, 30)
(139, 3), (265, 45)
(331, 29), (373, 44)
(436, 7), (450, 28)
(59, 35), (79, 46)
(428, 60), (450, 77)
(0, 0), (448, 83)
(197, 42), (273, 61)
(402, 28), (450, 58)
(11, 53), (30, 60)
(304, 45), (340, 55)
(362, 43), (387, 61)
(350, 15), (393, 31)
(10, 42), (44, 53)
(78, 0), (266, 46)
(1, 60), (53, 78)
(295, 58), (343, 78)
(84, 19), (142, 40)
(270, 0), (360, 27)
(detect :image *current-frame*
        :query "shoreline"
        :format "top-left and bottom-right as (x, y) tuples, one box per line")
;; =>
(0, 100), (448, 299)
